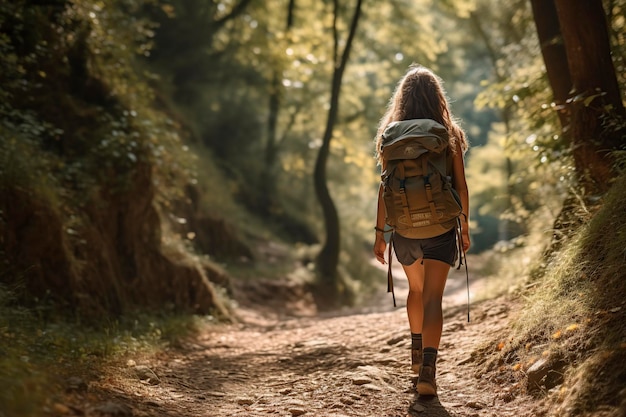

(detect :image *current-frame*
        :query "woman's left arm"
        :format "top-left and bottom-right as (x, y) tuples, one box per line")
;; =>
(452, 142), (471, 252)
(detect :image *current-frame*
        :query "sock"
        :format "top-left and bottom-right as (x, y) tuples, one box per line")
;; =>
(423, 347), (438, 368)
(411, 333), (423, 350)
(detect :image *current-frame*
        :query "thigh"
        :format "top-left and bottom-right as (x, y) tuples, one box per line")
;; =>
(422, 259), (450, 299)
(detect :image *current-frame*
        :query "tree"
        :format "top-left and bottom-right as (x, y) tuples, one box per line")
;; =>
(313, 0), (363, 300)
(529, 0), (572, 131)
(551, 0), (626, 195)
(148, 0), (254, 104)
(528, 0), (625, 251)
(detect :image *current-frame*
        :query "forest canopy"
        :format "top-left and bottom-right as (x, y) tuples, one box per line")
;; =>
(1, 0), (625, 312)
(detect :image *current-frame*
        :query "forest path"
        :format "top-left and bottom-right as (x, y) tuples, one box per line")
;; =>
(82, 260), (538, 417)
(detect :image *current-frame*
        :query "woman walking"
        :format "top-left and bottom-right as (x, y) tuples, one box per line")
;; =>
(373, 65), (471, 396)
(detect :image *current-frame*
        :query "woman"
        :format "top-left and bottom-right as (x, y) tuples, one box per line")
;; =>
(373, 65), (471, 396)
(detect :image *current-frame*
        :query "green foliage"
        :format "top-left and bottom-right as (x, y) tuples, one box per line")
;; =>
(467, 0), (626, 251)
(0, 0), (196, 219)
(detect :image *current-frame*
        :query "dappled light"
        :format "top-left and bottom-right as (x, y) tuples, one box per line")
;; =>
(1, 0), (625, 416)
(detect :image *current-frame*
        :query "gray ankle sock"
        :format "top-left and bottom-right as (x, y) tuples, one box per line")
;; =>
(411, 333), (423, 350)
(423, 347), (438, 367)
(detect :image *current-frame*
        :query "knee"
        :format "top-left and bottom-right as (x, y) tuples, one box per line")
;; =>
(423, 297), (443, 313)
(408, 287), (423, 297)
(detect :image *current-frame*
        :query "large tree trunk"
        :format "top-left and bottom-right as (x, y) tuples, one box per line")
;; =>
(530, 0), (625, 259)
(313, 0), (362, 302)
(529, 0), (572, 130)
(554, 0), (626, 195)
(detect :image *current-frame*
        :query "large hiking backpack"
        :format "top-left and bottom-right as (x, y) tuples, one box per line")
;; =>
(381, 119), (462, 239)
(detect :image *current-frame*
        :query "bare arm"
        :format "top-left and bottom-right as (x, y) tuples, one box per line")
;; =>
(373, 173), (387, 264)
(452, 143), (471, 251)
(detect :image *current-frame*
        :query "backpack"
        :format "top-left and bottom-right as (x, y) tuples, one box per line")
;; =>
(381, 118), (462, 239)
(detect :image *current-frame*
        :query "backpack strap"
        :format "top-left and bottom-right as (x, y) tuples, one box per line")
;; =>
(422, 157), (439, 222)
(387, 232), (396, 307)
(455, 215), (470, 322)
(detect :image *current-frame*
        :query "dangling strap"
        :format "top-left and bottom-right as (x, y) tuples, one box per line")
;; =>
(456, 215), (470, 322)
(387, 232), (396, 307)
(423, 157), (438, 222)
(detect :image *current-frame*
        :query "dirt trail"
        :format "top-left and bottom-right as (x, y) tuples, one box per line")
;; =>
(82, 261), (540, 417)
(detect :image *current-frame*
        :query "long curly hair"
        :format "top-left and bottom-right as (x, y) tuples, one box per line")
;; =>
(375, 65), (468, 166)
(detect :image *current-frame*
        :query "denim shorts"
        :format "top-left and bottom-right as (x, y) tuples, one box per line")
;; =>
(392, 227), (457, 266)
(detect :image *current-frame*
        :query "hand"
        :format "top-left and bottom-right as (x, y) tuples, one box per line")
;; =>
(373, 234), (387, 264)
(461, 226), (470, 252)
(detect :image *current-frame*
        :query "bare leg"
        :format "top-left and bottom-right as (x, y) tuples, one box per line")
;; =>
(402, 259), (425, 334)
(421, 259), (450, 349)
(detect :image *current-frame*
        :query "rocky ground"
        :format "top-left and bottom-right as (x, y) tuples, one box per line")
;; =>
(51, 258), (545, 417)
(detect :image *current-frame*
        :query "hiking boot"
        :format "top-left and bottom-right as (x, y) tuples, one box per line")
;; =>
(411, 348), (422, 374)
(416, 365), (437, 396)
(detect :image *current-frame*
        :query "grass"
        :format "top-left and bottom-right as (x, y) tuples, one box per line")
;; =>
(478, 170), (626, 417)
(0, 285), (207, 417)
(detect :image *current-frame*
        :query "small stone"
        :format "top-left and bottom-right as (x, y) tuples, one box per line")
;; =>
(465, 401), (486, 410)
(52, 403), (71, 414)
(500, 392), (515, 403)
(289, 407), (306, 416)
(457, 355), (474, 366)
(236, 397), (255, 406)
(363, 383), (384, 392)
(352, 376), (372, 385)
(386, 336), (404, 345)
(527, 356), (566, 392)
(134, 365), (160, 385)
(279, 388), (292, 395)
(411, 403), (426, 412)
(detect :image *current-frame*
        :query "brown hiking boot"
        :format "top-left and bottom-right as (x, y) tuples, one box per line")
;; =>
(416, 365), (437, 396)
(411, 348), (422, 374)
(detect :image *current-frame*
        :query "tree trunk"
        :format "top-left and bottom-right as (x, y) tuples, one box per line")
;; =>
(313, 0), (363, 296)
(554, 0), (626, 195)
(530, 0), (626, 261)
(529, 0), (572, 130)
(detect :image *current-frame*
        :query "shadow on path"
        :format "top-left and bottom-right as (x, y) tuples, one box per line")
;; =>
(409, 394), (454, 417)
